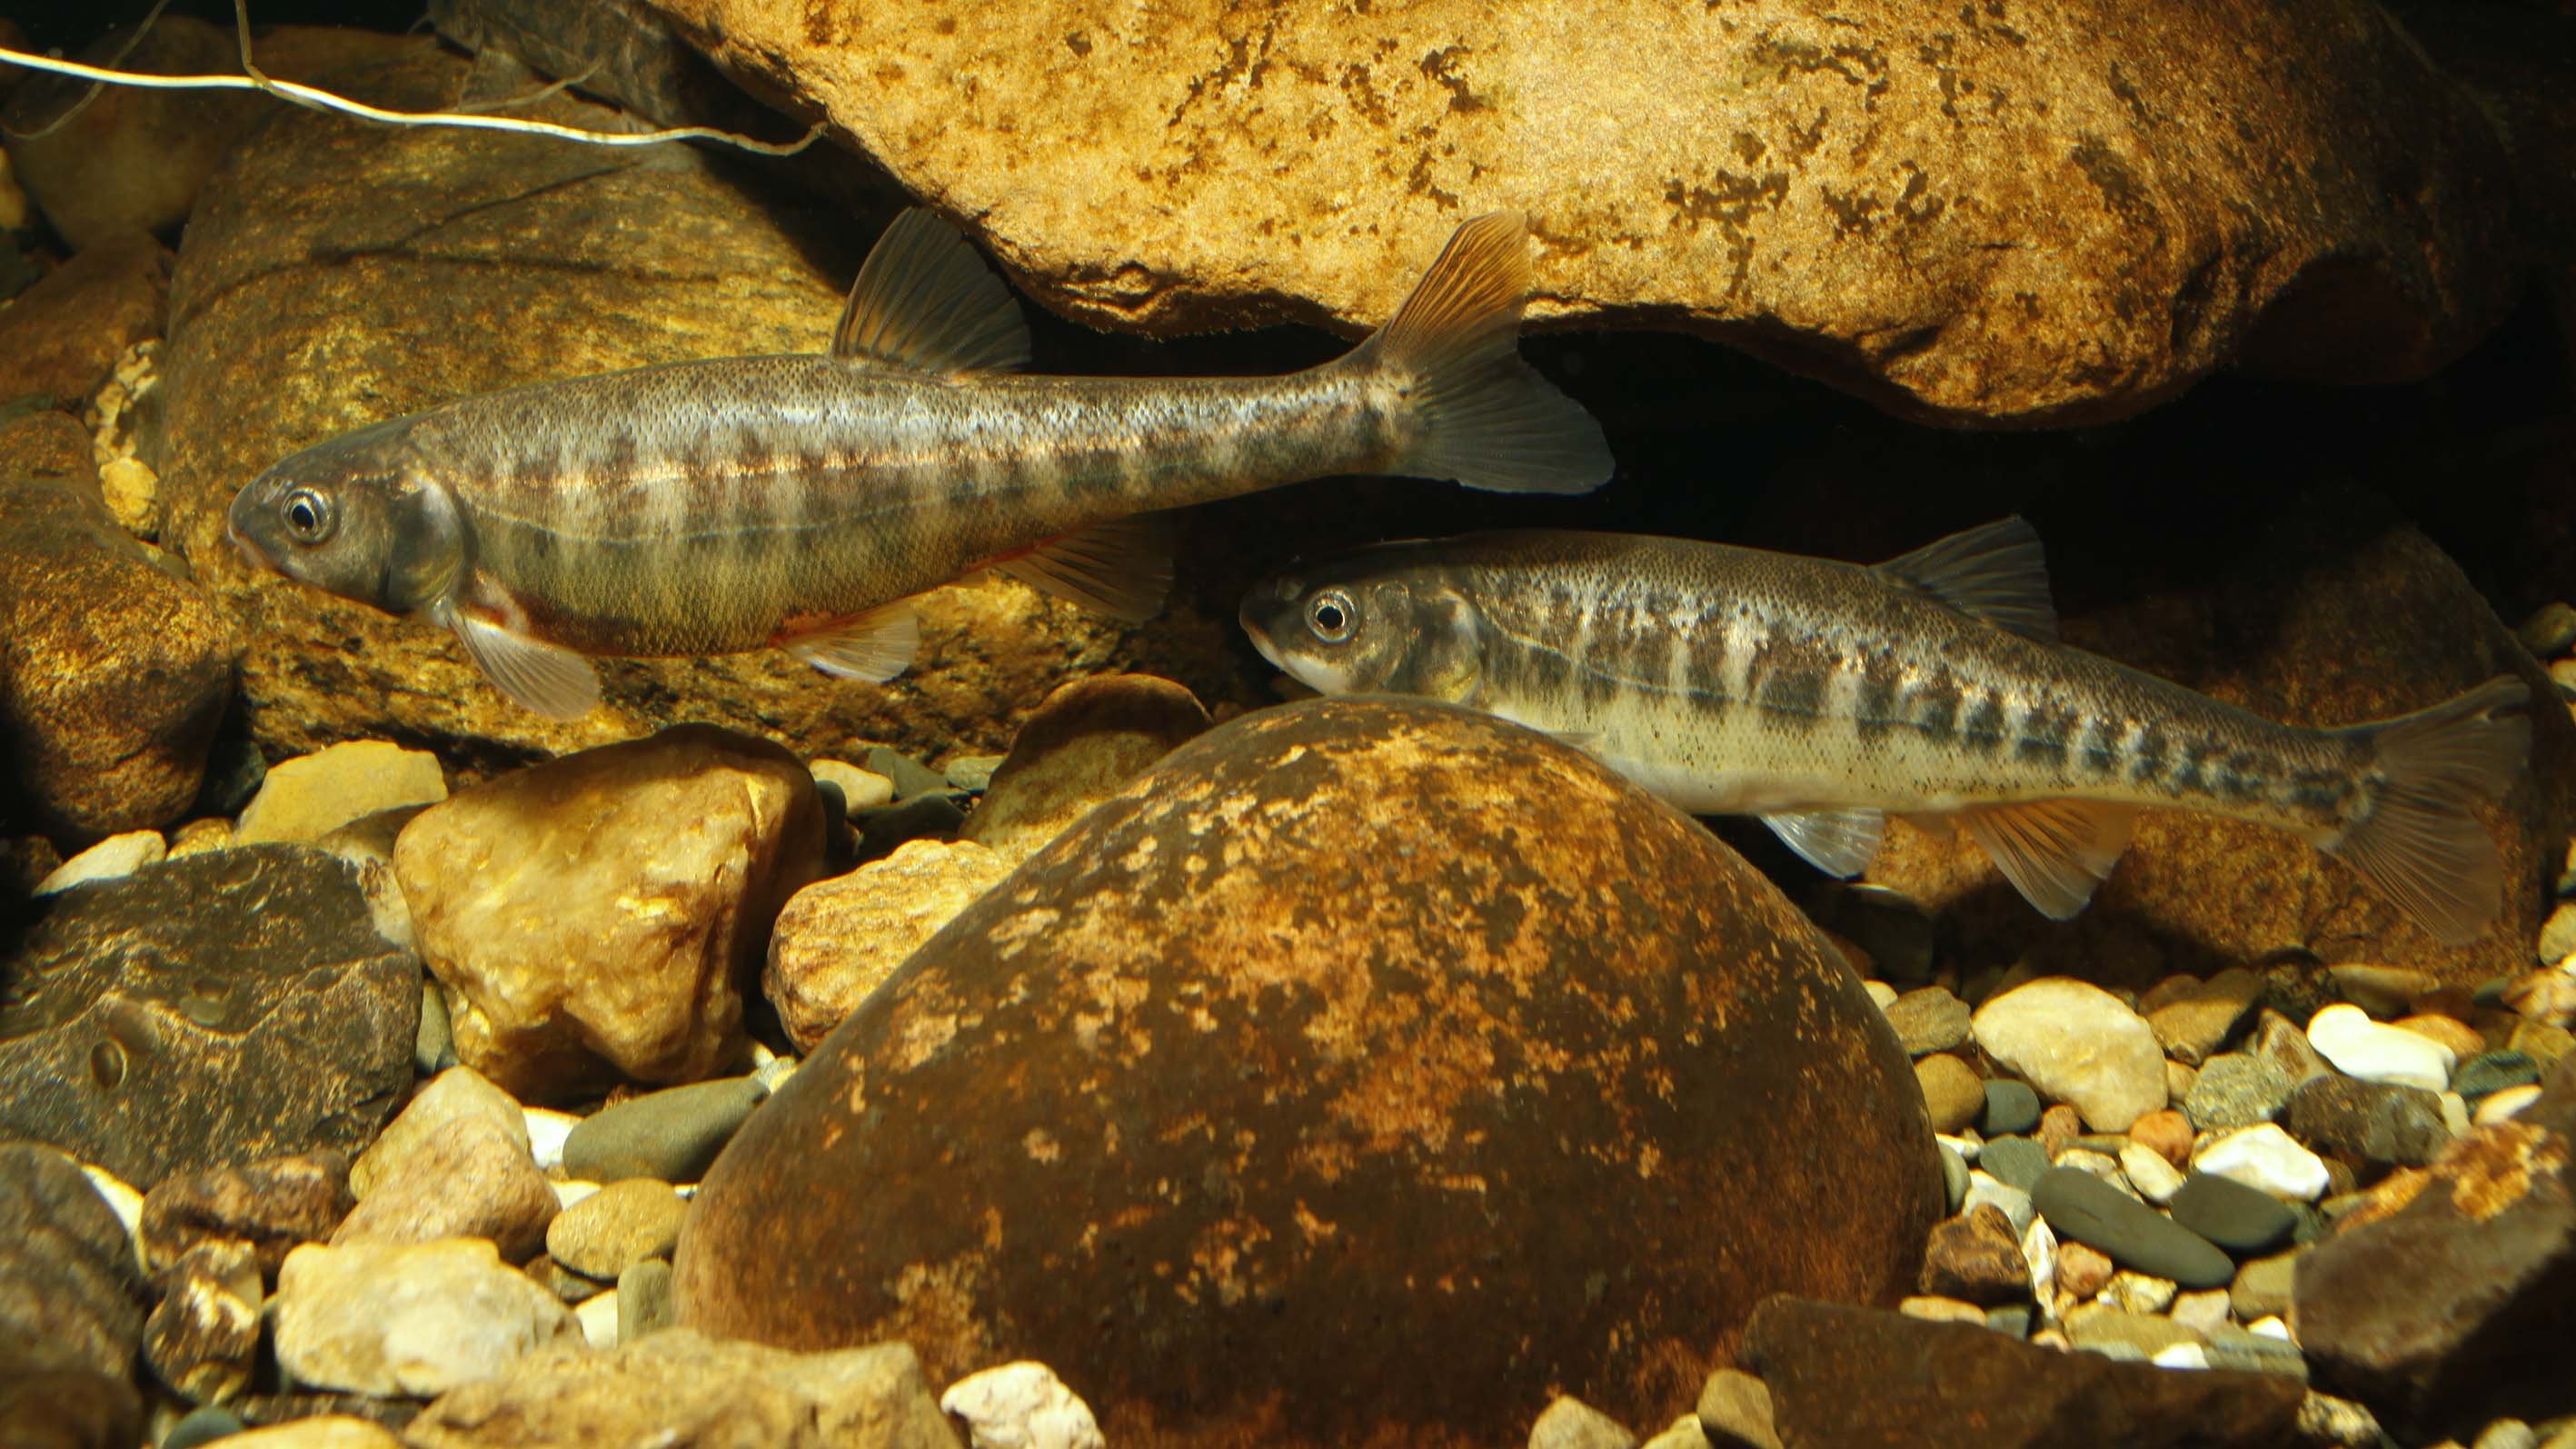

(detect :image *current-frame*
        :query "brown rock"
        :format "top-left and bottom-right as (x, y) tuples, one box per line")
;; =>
(348, 1067), (528, 1202)
(2127, 1109), (2197, 1168)
(1918, 1205), (2029, 1307)
(2253, 1011), (2337, 1090)
(648, 0), (2516, 427)
(404, 1329), (959, 1449)
(0, 410), (237, 842)
(2146, 968), (2267, 1067)
(1883, 987), (1971, 1057)
(2038, 1105), (2084, 1158)
(2056, 1240), (2117, 1303)
(545, 1179), (685, 1280)
(960, 672), (1211, 861)
(331, 1114), (557, 1264)
(1746, 1297), (2303, 1447)
(0, 1143), (145, 1381)
(0, 233), (169, 403)
(2393, 1013), (2485, 1061)
(0, 1355), (142, 1449)
(1868, 512), (2572, 990)
(140, 1150), (353, 1279)
(0, 845), (418, 1188)
(675, 699), (1943, 1447)
(1914, 1054), (1984, 1136)
(763, 839), (1013, 1055)
(143, 1237), (260, 1404)
(154, 45), (1147, 776)
(2295, 1052), (2576, 1440)
(393, 725), (824, 1100)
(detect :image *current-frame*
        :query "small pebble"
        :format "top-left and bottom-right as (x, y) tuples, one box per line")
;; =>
(546, 1178), (685, 1279)
(1693, 1368), (1778, 1449)
(2117, 1143), (2186, 1206)
(2394, 1013), (2485, 1061)
(1980, 1136), (2048, 1193)
(523, 1107), (579, 1172)
(942, 1360), (1108, 1449)
(162, 1407), (248, 1449)
(811, 759), (898, 813)
(1863, 980), (1898, 1010)
(2170, 1287), (2233, 1336)
(234, 739), (446, 845)
(2516, 600), (2576, 655)
(2125, 1109), (2195, 1167)
(2193, 1124), (2331, 1203)
(1915, 1054), (1985, 1134)
(1641, 1414), (1712, 1449)
(1935, 1132), (1981, 1162)
(1897, 1295), (1987, 1325)
(1938, 1143), (1969, 1214)
(552, 1180), (600, 1211)
(35, 829), (164, 895)
(2021, 1216), (2057, 1303)
(2477, 1084), (2544, 1124)
(944, 754), (1007, 792)
(617, 1258), (675, 1343)
(575, 1287), (621, 1349)
(2100, 1269), (2177, 1315)
(2032, 1166), (2233, 1289)
(413, 981), (454, 1075)
(1984, 1304), (2033, 1338)
(2183, 1054), (2294, 1132)
(561, 1076), (767, 1183)
(2473, 1421), (2538, 1449)
(861, 745), (950, 801)
(2309, 1003), (2454, 1092)
(2541, 902), (2576, 964)
(1981, 1079), (2042, 1136)
(1961, 1172), (2035, 1236)
(2324, 964), (2439, 1018)
(1885, 987), (1972, 1056)
(2249, 1315), (2293, 1343)
(2229, 1250), (2298, 1322)
(2441, 1092), (2472, 1136)
(2169, 1170), (2298, 1253)
(2452, 1050), (2540, 1100)
(2152, 1342), (2212, 1370)
(2055, 1238), (2114, 1301)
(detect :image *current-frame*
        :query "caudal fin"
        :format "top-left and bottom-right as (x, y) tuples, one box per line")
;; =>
(1350, 212), (1614, 495)
(2331, 676), (2531, 945)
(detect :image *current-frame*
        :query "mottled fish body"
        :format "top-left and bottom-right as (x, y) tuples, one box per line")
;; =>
(227, 210), (1612, 717)
(1241, 522), (2531, 943)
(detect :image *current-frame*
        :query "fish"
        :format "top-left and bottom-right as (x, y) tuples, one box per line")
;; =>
(226, 209), (1613, 718)
(1239, 520), (2533, 944)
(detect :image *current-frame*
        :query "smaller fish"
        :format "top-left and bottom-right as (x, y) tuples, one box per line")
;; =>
(1241, 521), (2532, 944)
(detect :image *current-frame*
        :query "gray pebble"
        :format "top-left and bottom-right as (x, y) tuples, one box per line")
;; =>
(2032, 1166), (2234, 1289)
(1885, 987), (1971, 1056)
(617, 1257), (675, 1343)
(413, 978), (455, 1076)
(856, 793), (969, 858)
(2454, 1051), (2541, 1100)
(943, 754), (1006, 792)
(562, 1076), (768, 1184)
(164, 1407), (248, 1449)
(1984, 1304), (2032, 1339)
(2168, 1171), (2296, 1254)
(1981, 1079), (2042, 1136)
(1979, 1136), (2049, 1193)
(1939, 1143), (1969, 1214)
(2205, 1325), (2308, 1380)
(862, 746), (950, 801)
(2183, 1053), (2294, 1132)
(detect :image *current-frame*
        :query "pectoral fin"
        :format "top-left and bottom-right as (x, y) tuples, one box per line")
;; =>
(781, 600), (920, 683)
(440, 604), (602, 720)
(1762, 808), (1886, 878)
(832, 209), (1034, 375)
(990, 515), (1176, 623)
(1954, 798), (2139, 919)
(1877, 517), (2058, 641)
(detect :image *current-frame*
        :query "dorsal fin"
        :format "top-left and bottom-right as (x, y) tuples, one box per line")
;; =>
(831, 209), (1033, 375)
(1876, 517), (2058, 641)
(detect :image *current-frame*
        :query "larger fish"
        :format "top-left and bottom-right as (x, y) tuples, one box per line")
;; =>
(1240, 521), (2531, 944)
(226, 210), (1612, 718)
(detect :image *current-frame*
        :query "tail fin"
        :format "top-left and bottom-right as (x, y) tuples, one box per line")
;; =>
(1348, 212), (1614, 495)
(2330, 675), (2532, 945)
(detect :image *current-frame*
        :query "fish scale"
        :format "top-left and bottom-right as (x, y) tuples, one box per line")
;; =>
(1243, 522), (2531, 945)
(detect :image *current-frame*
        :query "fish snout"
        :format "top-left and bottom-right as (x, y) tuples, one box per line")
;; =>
(225, 487), (279, 572)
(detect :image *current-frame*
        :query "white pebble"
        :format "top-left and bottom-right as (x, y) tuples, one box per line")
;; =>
(552, 1180), (600, 1211)
(575, 1289), (620, 1349)
(2152, 1342), (2211, 1370)
(941, 1361), (1107, 1449)
(2307, 1003), (2452, 1092)
(2442, 1092), (2472, 1137)
(2477, 1085), (2544, 1124)
(79, 1164), (146, 1270)
(2021, 1216), (2058, 1307)
(2119, 1143), (2187, 1206)
(36, 831), (165, 896)
(1935, 1133), (1981, 1163)
(2171, 1288), (2233, 1336)
(1963, 1171), (2034, 1235)
(2193, 1123), (2330, 1202)
(1864, 980), (1898, 1009)
(522, 1108), (579, 1172)
(2249, 1315), (2293, 1343)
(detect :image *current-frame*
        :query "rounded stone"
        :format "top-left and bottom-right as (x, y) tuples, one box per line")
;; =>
(1915, 1054), (1986, 1135)
(1982, 1079), (2043, 1137)
(2031, 1166), (2235, 1289)
(547, 1179), (686, 1281)
(2168, 1171), (2298, 1255)
(674, 699), (1944, 1448)
(2183, 1053), (2296, 1132)
(559, 1077), (767, 1185)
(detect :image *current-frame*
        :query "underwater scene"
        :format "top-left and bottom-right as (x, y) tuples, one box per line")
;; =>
(3, 0), (2575, 1444)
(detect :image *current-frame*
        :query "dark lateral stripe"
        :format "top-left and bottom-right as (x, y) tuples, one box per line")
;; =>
(1757, 667), (1827, 723)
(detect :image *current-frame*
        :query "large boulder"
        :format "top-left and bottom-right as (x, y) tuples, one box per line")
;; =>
(153, 45), (1139, 773)
(0, 410), (236, 844)
(1865, 509), (2573, 990)
(645, 0), (2519, 426)
(393, 725), (824, 1100)
(676, 698), (1943, 1448)
(0, 847), (418, 1188)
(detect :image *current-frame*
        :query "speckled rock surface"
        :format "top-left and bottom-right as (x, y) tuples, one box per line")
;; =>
(154, 45), (1146, 775)
(0, 847), (417, 1187)
(676, 699), (1942, 1448)
(1867, 515), (2572, 990)
(763, 839), (1014, 1054)
(393, 725), (823, 1100)
(0, 410), (237, 843)
(0, 1142), (146, 1383)
(0, 233), (170, 404)
(645, 0), (2516, 426)
(140, 1151), (353, 1278)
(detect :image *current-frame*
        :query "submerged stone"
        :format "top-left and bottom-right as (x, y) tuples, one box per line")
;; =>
(676, 699), (1942, 1448)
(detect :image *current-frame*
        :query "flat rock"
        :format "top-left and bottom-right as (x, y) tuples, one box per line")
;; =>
(272, 1237), (585, 1399)
(1980, 1079), (2042, 1138)
(676, 699), (1943, 1447)
(332, 1114), (557, 1264)
(2170, 1171), (2299, 1254)
(2033, 1166), (2234, 1289)
(393, 725), (823, 1100)
(0, 232), (169, 403)
(0, 845), (418, 1187)
(403, 1328), (957, 1448)
(651, 0), (2517, 427)
(2282, 1075), (2452, 1169)
(560, 1076), (767, 1184)
(545, 1179), (686, 1280)
(763, 840), (1013, 1055)
(235, 741), (448, 847)
(1744, 1297), (2304, 1448)
(1868, 517), (2574, 990)
(2295, 1052), (2576, 1440)
(0, 411), (236, 841)
(1972, 978), (2165, 1131)
(960, 673), (1212, 862)
(350, 1067), (530, 1201)
(140, 1151), (353, 1278)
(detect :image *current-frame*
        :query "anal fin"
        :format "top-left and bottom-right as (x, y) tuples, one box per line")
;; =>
(782, 600), (920, 683)
(990, 515), (1176, 624)
(438, 603), (602, 720)
(1761, 808), (1886, 878)
(1953, 798), (2139, 919)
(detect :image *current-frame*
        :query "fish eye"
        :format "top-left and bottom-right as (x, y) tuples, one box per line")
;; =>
(283, 488), (334, 543)
(1308, 590), (1357, 644)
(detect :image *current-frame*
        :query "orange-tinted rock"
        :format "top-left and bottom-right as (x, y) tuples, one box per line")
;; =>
(676, 699), (1942, 1448)
(0, 233), (169, 403)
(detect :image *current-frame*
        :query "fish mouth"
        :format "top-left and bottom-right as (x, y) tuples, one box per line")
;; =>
(225, 513), (276, 572)
(1237, 598), (1288, 673)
